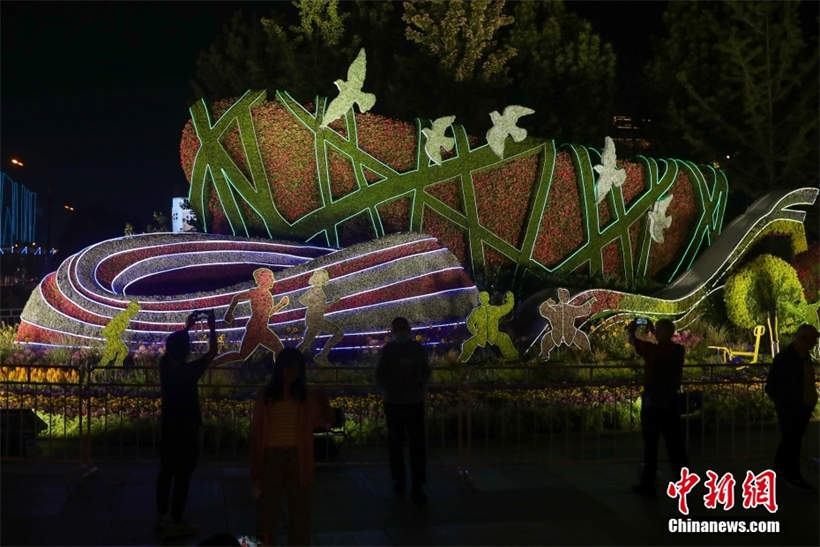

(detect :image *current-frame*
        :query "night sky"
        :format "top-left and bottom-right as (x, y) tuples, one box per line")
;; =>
(0, 0), (754, 254)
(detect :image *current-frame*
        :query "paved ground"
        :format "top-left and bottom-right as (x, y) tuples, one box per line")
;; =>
(2, 426), (818, 546)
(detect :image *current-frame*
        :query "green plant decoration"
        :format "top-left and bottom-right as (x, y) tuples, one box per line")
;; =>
(781, 292), (820, 331)
(458, 291), (518, 362)
(185, 88), (730, 286)
(99, 301), (140, 367)
(724, 254), (806, 335)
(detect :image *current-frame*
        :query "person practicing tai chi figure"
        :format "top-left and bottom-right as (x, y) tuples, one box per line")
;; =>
(458, 291), (519, 362)
(213, 268), (289, 365)
(296, 269), (343, 366)
(538, 288), (596, 360)
(99, 300), (141, 367)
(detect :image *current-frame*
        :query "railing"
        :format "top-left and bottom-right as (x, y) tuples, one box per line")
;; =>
(0, 361), (801, 467)
(0, 308), (23, 324)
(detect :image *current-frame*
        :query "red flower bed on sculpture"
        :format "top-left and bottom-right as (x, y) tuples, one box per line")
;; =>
(532, 151), (585, 268)
(646, 169), (697, 277)
(792, 244), (820, 301)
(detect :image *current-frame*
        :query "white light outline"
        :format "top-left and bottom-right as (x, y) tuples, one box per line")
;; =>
(76, 236), (438, 306)
(112, 250), (311, 293)
(25, 285), (476, 340)
(63, 244), (452, 321)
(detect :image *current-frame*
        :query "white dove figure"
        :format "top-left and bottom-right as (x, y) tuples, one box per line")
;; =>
(648, 194), (674, 243)
(421, 115), (456, 165)
(320, 48), (376, 128)
(485, 105), (535, 158)
(593, 136), (626, 205)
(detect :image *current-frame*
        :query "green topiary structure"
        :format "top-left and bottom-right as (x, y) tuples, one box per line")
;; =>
(724, 254), (806, 334)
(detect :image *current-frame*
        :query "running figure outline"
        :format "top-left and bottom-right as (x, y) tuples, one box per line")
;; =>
(296, 269), (343, 365)
(213, 268), (289, 365)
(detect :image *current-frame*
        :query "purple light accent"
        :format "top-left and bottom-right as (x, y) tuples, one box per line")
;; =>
(36, 268), (475, 336)
(77, 236), (438, 306)
(21, 316), (466, 349)
(64, 243), (447, 316)
(50, 252), (458, 327)
(112, 250), (313, 292)
(87, 236), (334, 295)
(120, 261), (297, 296)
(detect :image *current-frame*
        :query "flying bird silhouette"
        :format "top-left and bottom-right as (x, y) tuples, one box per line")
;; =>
(320, 48), (376, 128)
(648, 194), (674, 243)
(593, 136), (627, 205)
(485, 105), (535, 158)
(421, 115), (456, 165)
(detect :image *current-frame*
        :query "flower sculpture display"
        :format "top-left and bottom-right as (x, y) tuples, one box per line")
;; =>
(14, 232), (478, 357)
(525, 188), (818, 337)
(180, 56), (731, 286)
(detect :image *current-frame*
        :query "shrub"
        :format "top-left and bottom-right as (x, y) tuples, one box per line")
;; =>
(724, 254), (806, 334)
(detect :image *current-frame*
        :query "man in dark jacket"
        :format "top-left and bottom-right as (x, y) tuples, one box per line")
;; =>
(156, 310), (217, 538)
(627, 318), (688, 497)
(765, 324), (819, 491)
(376, 317), (431, 505)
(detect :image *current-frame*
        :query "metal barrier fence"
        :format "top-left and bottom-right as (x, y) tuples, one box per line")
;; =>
(0, 308), (23, 324)
(0, 361), (796, 467)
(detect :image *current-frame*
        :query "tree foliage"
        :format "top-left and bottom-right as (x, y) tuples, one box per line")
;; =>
(724, 254), (806, 334)
(507, 0), (616, 142)
(190, 0), (616, 142)
(646, 1), (819, 196)
(402, 0), (516, 83)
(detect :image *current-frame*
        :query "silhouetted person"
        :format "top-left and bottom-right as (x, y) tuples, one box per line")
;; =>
(156, 310), (217, 539)
(376, 317), (431, 505)
(765, 324), (819, 492)
(627, 318), (687, 497)
(251, 349), (332, 545)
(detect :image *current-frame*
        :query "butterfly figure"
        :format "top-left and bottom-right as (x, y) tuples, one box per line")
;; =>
(421, 115), (456, 165)
(485, 105), (535, 158)
(320, 48), (376, 128)
(593, 136), (627, 205)
(648, 194), (674, 243)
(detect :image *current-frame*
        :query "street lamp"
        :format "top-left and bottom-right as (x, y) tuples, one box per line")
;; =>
(10, 158), (24, 167)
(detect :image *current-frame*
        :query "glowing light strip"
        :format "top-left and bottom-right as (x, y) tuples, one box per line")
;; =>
(119, 261), (297, 296)
(76, 236), (438, 305)
(65, 246), (451, 321)
(38, 260), (475, 335)
(111, 249), (313, 291)
(92, 236), (331, 292)
(19, 314), (467, 349)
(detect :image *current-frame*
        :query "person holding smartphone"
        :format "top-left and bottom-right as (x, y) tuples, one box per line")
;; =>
(156, 310), (218, 539)
(626, 317), (688, 498)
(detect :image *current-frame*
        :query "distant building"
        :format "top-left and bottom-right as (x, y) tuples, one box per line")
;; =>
(171, 197), (198, 232)
(1, 171), (37, 247)
(611, 115), (652, 156)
